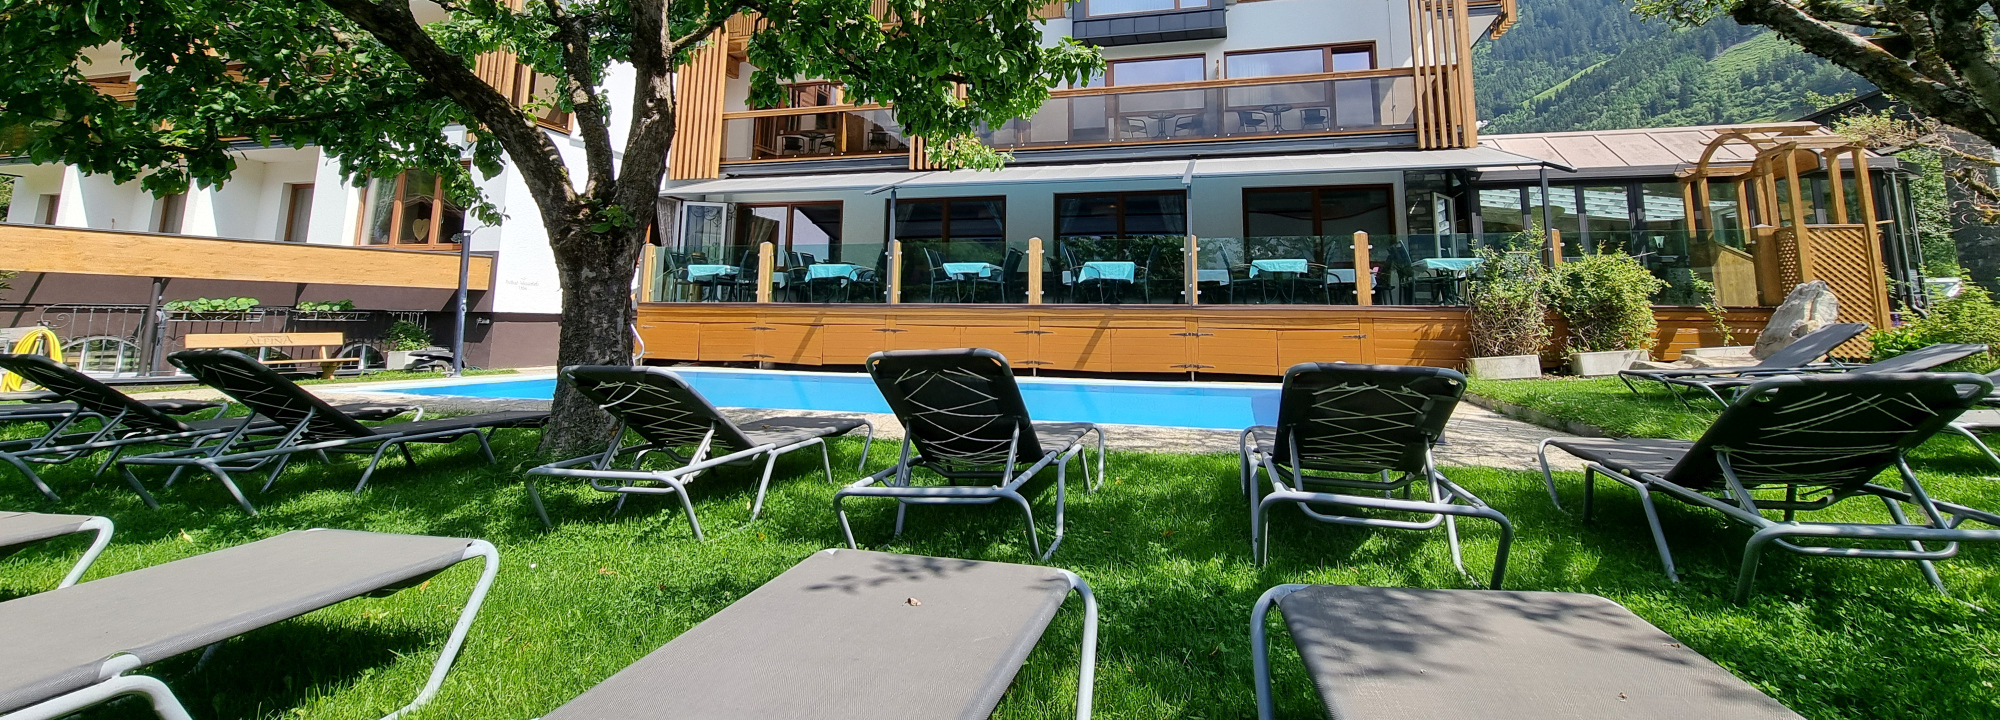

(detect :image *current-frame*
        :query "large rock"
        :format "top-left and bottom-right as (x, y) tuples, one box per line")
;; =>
(1752, 281), (1840, 360)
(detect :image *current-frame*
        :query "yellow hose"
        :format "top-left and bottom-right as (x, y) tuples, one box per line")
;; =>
(1, 327), (65, 392)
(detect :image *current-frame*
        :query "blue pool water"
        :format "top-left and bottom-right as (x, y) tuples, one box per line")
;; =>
(391, 370), (1280, 430)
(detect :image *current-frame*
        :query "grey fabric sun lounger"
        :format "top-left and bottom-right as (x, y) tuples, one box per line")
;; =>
(540, 548), (1097, 720)
(1618, 321), (1866, 406)
(0, 353), (417, 505)
(1657, 341), (1988, 407)
(0, 528), (498, 720)
(1537, 373), (2000, 601)
(0, 397), (220, 422)
(1242, 363), (1511, 586)
(839, 348), (1105, 560)
(525, 365), (875, 538)
(117, 350), (544, 515)
(0, 511), (112, 590)
(1251, 584), (1803, 720)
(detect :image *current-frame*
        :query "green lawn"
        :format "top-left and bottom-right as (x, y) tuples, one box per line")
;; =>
(3, 414), (2000, 719)
(1470, 375), (1721, 439)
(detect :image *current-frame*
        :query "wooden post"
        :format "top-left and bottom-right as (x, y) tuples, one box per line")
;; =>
(1694, 177), (1714, 240)
(1680, 180), (1699, 236)
(1548, 229), (1563, 266)
(1825, 149), (1848, 224)
(1026, 237), (1044, 305)
(888, 239), (903, 304)
(1353, 231), (1373, 306)
(1783, 147), (1816, 280)
(756, 241), (775, 303)
(637, 244), (658, 303)
(1851, 148), (1879, 233)
(1185, 234), (1199, 305)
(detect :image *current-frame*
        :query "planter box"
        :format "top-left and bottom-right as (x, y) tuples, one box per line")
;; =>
(1465, 354), (1541, 380)
(165, 310), (265, 323)
(1569, 349), (1649, 377)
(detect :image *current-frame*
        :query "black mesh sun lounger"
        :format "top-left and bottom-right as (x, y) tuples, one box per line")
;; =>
(0, 528), (498, 720)
(540, 548), (1097, 719)
(525, 365), (875, 538)
(1657, 342), (1988, 407)
(0, 397), (219, 423)
(1242, 363), (1511, 586)
(840, 348), (1105, 560)
(1536, 373), (2000, 601)
(1250, 584), (1803, 720)
(115, 350), (545, 515)
(0, 511), (112, 590)
(1618, 321), (1866, 405)
(0, 353), (419, 504)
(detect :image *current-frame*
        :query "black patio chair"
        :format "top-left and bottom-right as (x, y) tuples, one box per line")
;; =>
(970, 248), (1025, 303)
(1243, 363), (1511, 586)
(838, 349), (1105, 560)
(1536, 372), (2000, 601)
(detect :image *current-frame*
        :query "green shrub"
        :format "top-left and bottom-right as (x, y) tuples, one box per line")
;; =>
(1547, 249), (1666, 353)
(382, 320), (433, 351)
(1871, 279), (2000, 373)
(295, 299), (355, 313)
(163, 296), (259, 313)
(1466, 226), (1551, 357)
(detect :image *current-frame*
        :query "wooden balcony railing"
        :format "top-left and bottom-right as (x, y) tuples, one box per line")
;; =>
(0, 225), (491, 291)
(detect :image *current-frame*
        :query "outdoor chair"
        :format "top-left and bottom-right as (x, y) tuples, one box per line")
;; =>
(1663, 342), (1988, 407)
(1235, 110), (1269, 133)
(839, 349), (1105, 560)
(1297, 106), (1330, 131)
(116, 350), (546, 515)
(1195, 248), (1237, 304)
(524, 366), (875, 538)
(1242, 363), (1512, 586)
(539, 548), (1097, 719)
(1536, 373), (2000, 601)
(1618, 321), (1866, 403)
(0, 528), (497, 720)
(969, 247), (1025, 303)
(0, 353), (417, 503)
(1250, 584), (1805, 720)
(0, 511), (112, 590)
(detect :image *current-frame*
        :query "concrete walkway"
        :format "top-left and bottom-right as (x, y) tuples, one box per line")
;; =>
(138, 379), (1582, 473)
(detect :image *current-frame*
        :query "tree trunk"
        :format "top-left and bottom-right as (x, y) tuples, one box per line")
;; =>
(539, 224), (648, 455)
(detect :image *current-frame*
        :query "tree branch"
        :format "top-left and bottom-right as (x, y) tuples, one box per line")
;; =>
(540, 0), (617, 196)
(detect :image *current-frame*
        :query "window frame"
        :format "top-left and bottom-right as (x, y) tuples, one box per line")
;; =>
(282, 183), (315, 243)
(1055, 189), (1189, 238)
(734, 200), (845, 256)
(1096, 53), (1209, 88)
(1223, 43), (1377, 78)
(355, 166), (470, 250)
(1240, 184), (1396, 238)
(889, 196), (1008, 243)
(154, 193), (186, 234)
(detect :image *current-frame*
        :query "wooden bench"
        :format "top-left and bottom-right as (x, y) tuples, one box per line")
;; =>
(182, 332), (362, 379)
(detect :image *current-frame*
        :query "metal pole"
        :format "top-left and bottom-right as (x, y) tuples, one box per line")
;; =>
(887, 187), (898, 303)
(451, 232), (471, 376)
(142, 276), (165, 376)
(1538, 165), (1555, 264)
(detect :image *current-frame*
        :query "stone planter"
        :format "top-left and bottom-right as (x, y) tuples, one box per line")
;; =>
(1465, 354), (1541, 380)
(386, 350), (414, 372)
(1568, 349), (1650, 377)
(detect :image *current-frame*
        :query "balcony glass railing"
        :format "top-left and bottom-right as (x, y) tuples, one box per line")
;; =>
(977, 74), (1415, 150)
(1048, 236), (1189, 304)
(721, 108), (910, 162)
(1195, 234), (1482, 306)
(898, 239), (1033, 304)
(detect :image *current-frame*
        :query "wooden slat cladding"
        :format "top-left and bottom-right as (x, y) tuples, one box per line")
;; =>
(668, 29), (731, 181)
(0, 225), (493, 290)
(1035, 0), (1069, 19)
(1408, 0), (1476, 149)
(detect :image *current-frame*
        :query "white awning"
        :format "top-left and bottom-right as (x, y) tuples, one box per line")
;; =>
(661, 146), (1553, 197)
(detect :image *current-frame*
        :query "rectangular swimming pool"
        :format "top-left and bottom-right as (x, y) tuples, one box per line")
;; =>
(385, 368), (1280, 430)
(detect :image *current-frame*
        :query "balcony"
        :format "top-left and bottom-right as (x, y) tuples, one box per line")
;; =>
(715, 70), (1418, 166)
(1070, 0), (1228, 47)
(0, 224), (491, 290)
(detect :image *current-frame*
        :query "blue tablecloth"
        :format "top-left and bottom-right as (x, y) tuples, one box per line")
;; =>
(1418, 257), (1484, 274)
(1196, 269), (1230, 284)
(1078, 261), (1136, 282)
(805, 263), (862, 281)
(686, 264), (738, 281)
(1248, 258), (1310, 277)
(942, 262), (1000, 278)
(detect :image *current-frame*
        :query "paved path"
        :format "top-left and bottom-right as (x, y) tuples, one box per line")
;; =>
(139, 379), (1582, 473)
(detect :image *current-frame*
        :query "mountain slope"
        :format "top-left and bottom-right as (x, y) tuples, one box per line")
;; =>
(1474, 0), (1875, 134)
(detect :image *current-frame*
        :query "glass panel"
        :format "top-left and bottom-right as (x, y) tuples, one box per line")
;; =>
(977, 75), (1415, 149)
(1197, 234), (1424, 305)
(948, 199), (1006, 240)
(658, 205), (748, 303)
(1057, 195), (1121, 237)
(1227, 49), (1325, 78)
(1637, 183), (1692, 300)
(1317, 186), (1393, 237)
(1525, 187), (1581, 260)
(395, 170), (438, 244)
(1110, 56), (1206, 86)
(1581, 185), (1634, 254)
(722, 110), (907, 162)
(1330, 50), (1373, 72)
(1050, 236), (1185, 304)
(1122, 193), (1186, 235)
(899, 239), (1030, 303)
(363, 177), (398, 245)
(1478, 187), (1526, 235)
(437, 187), (466, 244)
(1245, 190), (1315, 236)
(1087, 0), (1180, 16)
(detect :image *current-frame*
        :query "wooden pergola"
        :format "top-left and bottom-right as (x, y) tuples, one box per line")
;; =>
(1679, 127), (1892, 330)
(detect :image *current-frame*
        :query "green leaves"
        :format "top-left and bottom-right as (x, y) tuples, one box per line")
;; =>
(1547, 248), (1668, 353)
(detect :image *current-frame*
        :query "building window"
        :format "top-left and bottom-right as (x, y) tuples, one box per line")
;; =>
(1087, 55), (1207, 88)
(506, 68), (574, 132)
(154, 193), (186, 234)
(1056, 191), (1186, 238)
(1225, 44), (1375, 77)
(1084, 0), (1206, 17)
(361, 169), (466, 248)
(282, 183), (315, 242)
(892, 197), (1006, 242)
(1243, 186), (1394, 238)
(736, 202), (844, 262)
(38, 194), (60, 225)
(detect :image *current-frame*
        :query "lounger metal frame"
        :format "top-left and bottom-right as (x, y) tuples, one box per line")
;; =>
(1248, 583), (1308, 720)
(1538, 374), (2000, 602)
(1, 514), (114, 589)
(1617, 322), (1865, 408)
(0, 539), (499, 720)
(1635, 341), (1984, 410)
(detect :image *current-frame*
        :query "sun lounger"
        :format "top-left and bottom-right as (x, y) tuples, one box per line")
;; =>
(0, 511), (112, 589)
(838, 348), (1104, 560)
(0, 397), (219, 423)
(1242, 363), (1511, 586)
(1537, 373), (2000, 601)
(1618, 321), (1866, 404)
(0, 528), (497, 720)
(116, 350), (544, 515)
(1659, 342), (1988, 407)
(525, 365), (875, 537)
(0, 353), (418, 503)
(540, 548), (1096, 719)
(1250, 584), (1804, 720)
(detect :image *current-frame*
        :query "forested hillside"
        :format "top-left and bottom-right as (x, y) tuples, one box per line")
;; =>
(1474, 0), (1875, 133)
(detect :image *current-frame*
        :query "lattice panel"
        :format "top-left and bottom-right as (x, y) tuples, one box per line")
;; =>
(1773, 227), (1802, 290)
(1807, 224), (1891, 329)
